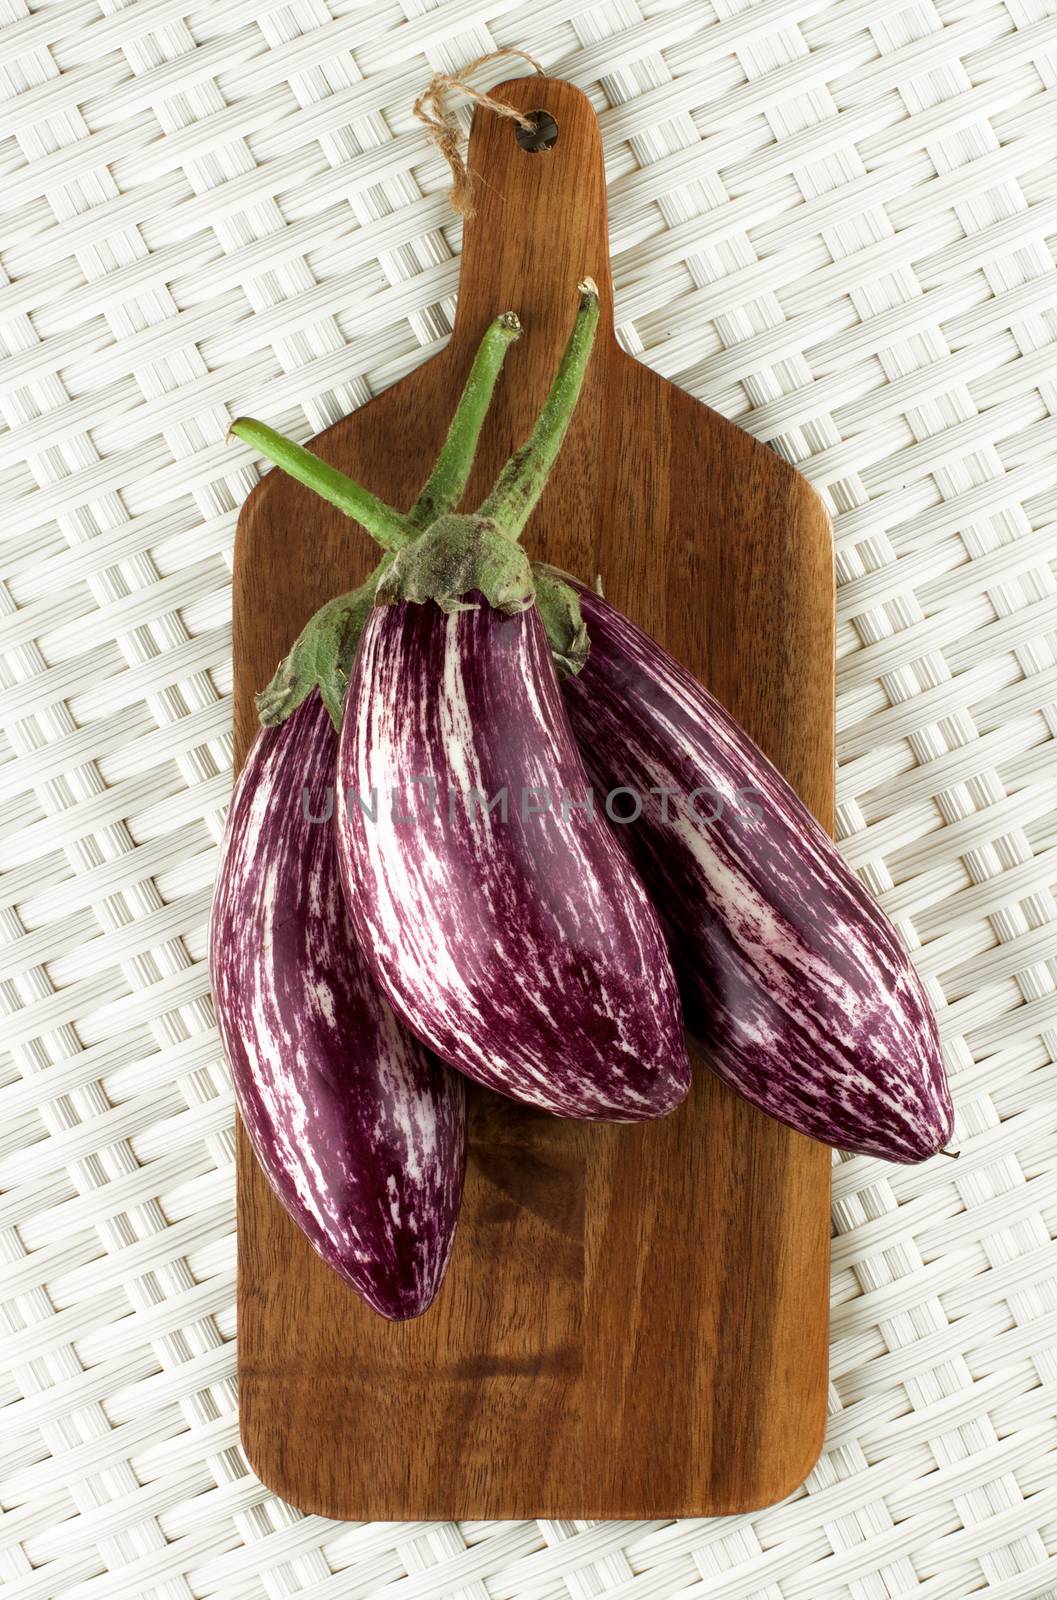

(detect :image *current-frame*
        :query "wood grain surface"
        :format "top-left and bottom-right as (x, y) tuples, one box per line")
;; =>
(233, 76), (834, 1519)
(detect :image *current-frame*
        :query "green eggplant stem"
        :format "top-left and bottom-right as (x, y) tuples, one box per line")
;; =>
(232, 283), (602, 724)
(407, 311), (522, 530)
(230, 285), (598, 557)
(230, 311), (521, 550)
(227, 417), (412, 551)
(479, 279), (600, 538)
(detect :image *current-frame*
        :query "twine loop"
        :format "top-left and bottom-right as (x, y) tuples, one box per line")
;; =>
(413, 48), (544, 218)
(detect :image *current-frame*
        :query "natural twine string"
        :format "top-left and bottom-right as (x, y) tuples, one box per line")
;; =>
(413, 48), (544, 218)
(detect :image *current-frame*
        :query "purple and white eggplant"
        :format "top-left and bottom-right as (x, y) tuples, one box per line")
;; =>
(335, 595), (689, 1120)
(214, 314), (529, 1316)
(550, 574), (953, 1162)
(209, 692), (466, 1319)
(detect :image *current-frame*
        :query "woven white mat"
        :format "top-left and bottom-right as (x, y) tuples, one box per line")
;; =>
(3, 0), (1057, 1595)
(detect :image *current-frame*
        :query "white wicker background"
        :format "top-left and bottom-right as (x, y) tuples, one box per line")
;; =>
(2, 0), (1057, 1593)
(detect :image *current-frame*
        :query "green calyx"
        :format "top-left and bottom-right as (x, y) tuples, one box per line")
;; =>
(374, 539), (588, 676)
(234, 284), (601, 725)
(255, 559), (392, 730)
(531, 564), (589, 675)
(376, 514), (534, 616)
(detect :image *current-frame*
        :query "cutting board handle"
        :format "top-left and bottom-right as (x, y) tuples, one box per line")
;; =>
(451, 77), (616, 366)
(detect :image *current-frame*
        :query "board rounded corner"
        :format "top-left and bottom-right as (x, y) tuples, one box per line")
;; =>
(238, 1408), (336, 1519)
(754, 1402), (828, 1512)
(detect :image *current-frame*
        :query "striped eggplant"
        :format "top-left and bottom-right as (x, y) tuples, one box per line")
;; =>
(209, 692), (466, 1319)
(334, 597), (691, 1121)
(553, 576), (953, 1162)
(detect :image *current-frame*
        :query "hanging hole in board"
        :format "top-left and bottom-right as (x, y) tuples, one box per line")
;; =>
(515, 110), (559, 153)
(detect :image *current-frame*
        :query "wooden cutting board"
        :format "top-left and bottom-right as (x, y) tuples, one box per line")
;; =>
(233, 76), (833, 1520)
